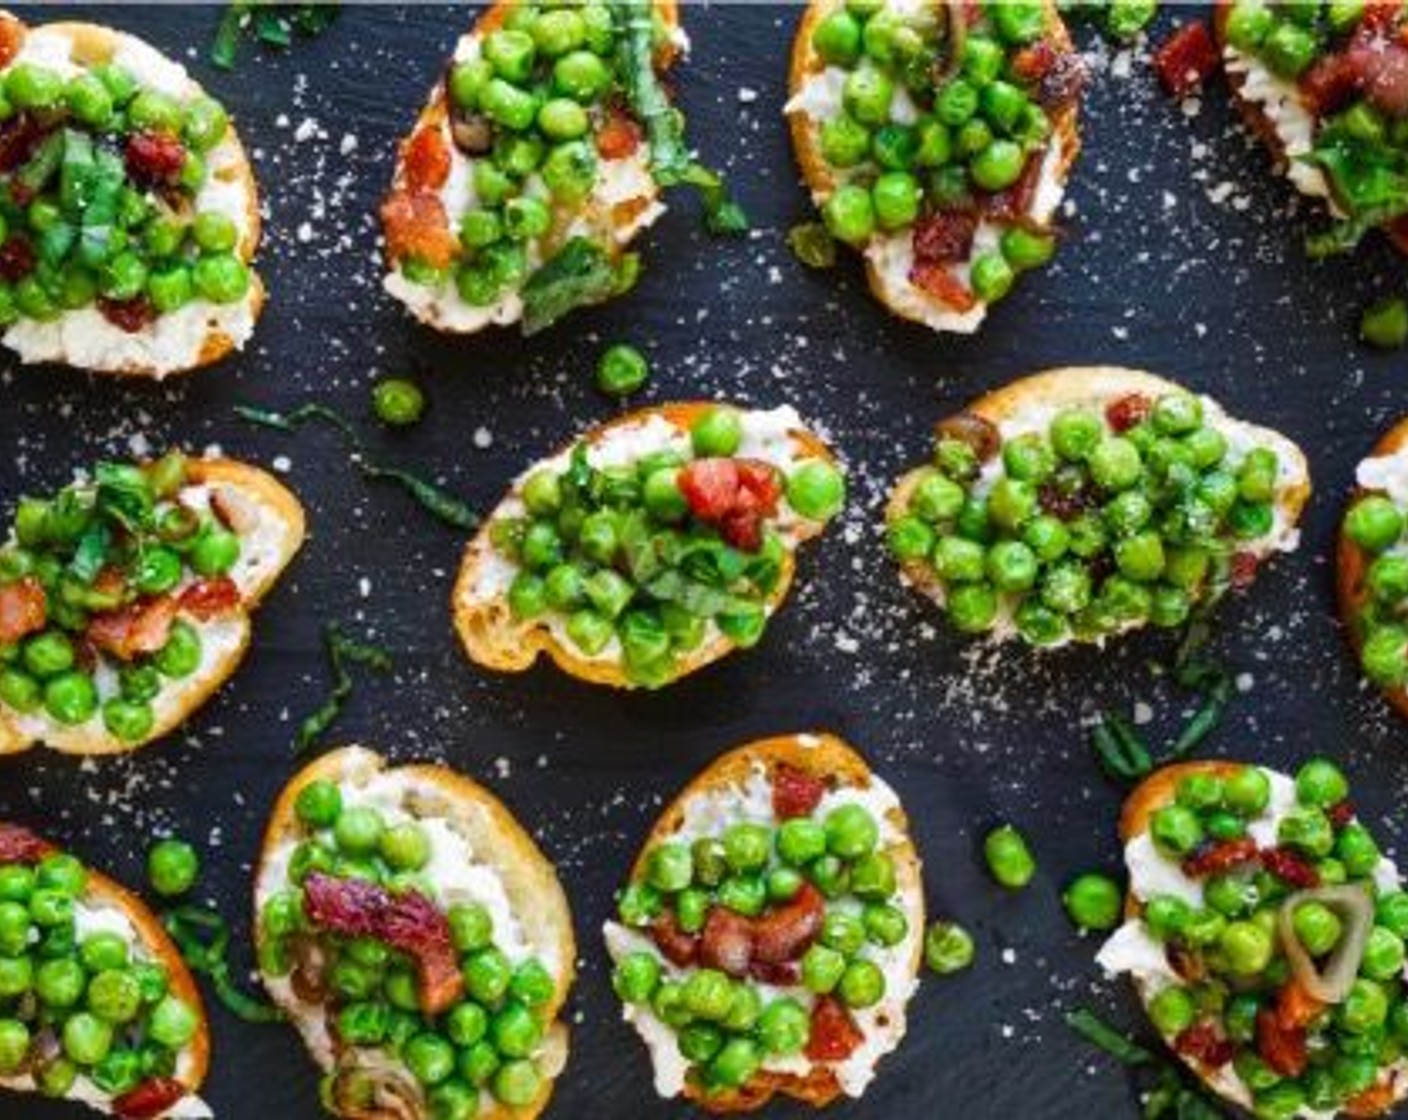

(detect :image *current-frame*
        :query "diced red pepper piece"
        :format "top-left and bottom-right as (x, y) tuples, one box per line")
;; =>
(1173, 1020), (1234, 1068)
(772, 764), (825, 820)
(178, 577), (242, 621)
(113, 1078), (189, 1120)
(403, 126), (451, 193)
(1180, 838), (1259, 878)
(596, 108), (643, 160)
(1257, 1007), (1308, 1077)
(125, 131), (186, 183)
(98, 296), (157, 334)
(1261, 847), (1319, 889)
(381, 189), (458, 270)
(1154, 22), (1219, 98)
(0, 823), (54, 865)
(1105, 393), (1151, 433)
(909, 260), (978, 312)
(805, 996), (864, 1061)
(0, 577), (46, 646)
(912, 210), (978, 265)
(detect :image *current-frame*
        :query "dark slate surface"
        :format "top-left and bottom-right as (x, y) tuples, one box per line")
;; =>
(4, 3), (1408, 1118)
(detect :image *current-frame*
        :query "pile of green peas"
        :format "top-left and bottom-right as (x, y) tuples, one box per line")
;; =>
(0, 849), (200, 1098)
(886, 391), (1286, 646)
(612, 800), (906, 1092)
(1342, 484), (1408, 690)
(0, 453), (241, 740)
(411, 2), (653, 305)
(265, 779), (558, 1116)
(492, 406), (845, 687)
(0, 59), (250, 326)
(1139, 760), (1408, 1118)
(808, 0), (1059, 303)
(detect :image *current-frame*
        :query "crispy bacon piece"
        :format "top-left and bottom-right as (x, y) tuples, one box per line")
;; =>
(303, 873), (464, 1015)
(1261, 847), (1320, 889)
(0, 112), (44, 174)
(596, 108), (643, 160)
(1154, 22), (1219, 97)
(1038, 479), (1093, 521)
(0, 577), (46, 646)
(1173, 1021), (1234, 1068)
(1011, 40), (1057, 83)
(1229, 551), (1260, 591)
(1328, 800), (1356, 829)
(699, 907), (753, 978)
(126, 131), (186, 184)
(87, 596), (178, 662)
(934, 412), (1001, 461)
(0, 235), (35, 282)
(1346, 1078), (1398, 1118)
(1302, 51), (1362, 116)
(403, 126), (451, 193)
(912, 210), (979, 265)
(909, 260), (978, 312)
(381, 189), (458, 271)
(1257, 1006), (1308, 1077)
(0, 14), (25, 70)
(0, 822), (53, 865)
(178, 577), (242, 621)
(805, 996), (864, 1062)
(772, 764), (825, 820)
(677, 458), (782, 553)
(1105, 393), (1151, 433)
(1301, 11), (1408, 117)
(1276, 980), (1325, 1030)
(114, 1078), (189, 1120)
(749, 959), (799, 986)
(752, 883), (825, 964)
(1180, 838), (1258, 878)
(98, 296), (157, 334)
(1360, 39), (1408, 116)
(649, 912), (699, 968)
(1039, 51), (1086, 110)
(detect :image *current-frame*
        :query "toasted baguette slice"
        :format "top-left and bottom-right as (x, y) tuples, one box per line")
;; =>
(254, 746), (575, 1120)
(886, 366), (1311, 646)
(0, 13), (264, 377)
(1103, 762), (1408, 1118)
(453, 402), (839, 689)
(381, 0), (680, 334)
(1337, 417), (1408, 721)
(0, 457), (304, 757)
(1213, 1), (1408, 256)
(604, 732), (924, 1113)
(786, 0), (1081, 335)
(0, 821), (211, 1118)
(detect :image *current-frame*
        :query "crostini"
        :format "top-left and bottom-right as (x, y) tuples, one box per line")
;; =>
(0, 821), (211, 1118)
(253, 746), (575, 1120)
(0, 452), (304, 756)
(1097, 759), (1408, 1118)
(1215, 1), (1408, 256)
(381, 0), (685, 335)
(603, 733), (923, 1111)
(885, 366), (1310, 647)
(0, 11), (264, 376)
(786, 0), (1082, 333)
(454, 402), (846, 689)
(1337, 417), (1408, 717)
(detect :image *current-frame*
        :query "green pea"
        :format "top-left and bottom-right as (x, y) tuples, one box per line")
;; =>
(871, 123), (918, 171)
(1337, 821), (1381, 876)
(706, 1037), (760, 1089)
(491, 1001), (542, 1058)
(970, 139), (1025, 192)
(992, 0), (1046, 43)
(1143, 895), (1193, 941)
(1063, 873), (1121, 931)
(821, 910), (866, 957)
(1148, 985), (1195, 1036)
(933, 536), (985, 582)
(44, 671), (97, 726)
(1278, 808), (1334, 858)
(484, 28), (537, 82)
(459, 1040), (501, 1088)
(1362, 925), (1405, 980)
(1049, 409), (1102, 461)
(1378, 891), (1408, 937)
(983, 824), (1035, 889)
(682, 968), (734, 1022)
(970, 251), (1014, 302)
(553, 50), (611, 101)
(448, 902), (493, 953)
(1347, 495), (1405, 553)
(947, 583), (999, 634)
(1114, 531), (1165, 582)
(1089, 437), (1143, 491)
(533, 8), (585, 56)
(822, 183), (875, 245)
(102, 698), (154, 744)
(0, 1018), (29, 1074)
(379, 823), (431, 872)
(565, 609), (613, 654)
(691, 407), (743, 458)
(647, 842), (693, 892)
(1000, 227), (1055, 271)
(520, 521), (560, 571)
(0, 668), (40, 714)
(1222, 766), (1270, 817)
(842, 66), (893, 126)
(62, 1010), (112, 1065)
(812, 9), (862, 65)
(1151, 804), (1203, 856)
(1340, 978), (1389, 1033)
(503, 196), (550, 242)
(888, 515), (935, 562)
(678, 1021), (723, 1063)
(295, 779), (342, 829)
(801, 943), (846, 993)
(717, 875), (767, 917)
(1105, 0), (1157, 41)
(1219, 919), (1274, 975)
(465, 947), (512, 1004)
(192, 253), (250, 304)
(1294, 758), (1348, 808)
(936, 78), (978, 126)
(333, 806), (384, 857)
(1363, 625), (1408, 687)
(612, 951), (660, 1004)
(872, 170), (921, 230)
(88, 969), (142, 1024)
(824, 804), (878, 860)
(6, 64), (64, 110)
(404, 1033), (456, 1087)
(147, 839), (198, 897)
(371, 378), (426, 428)
(596, 344), (649, 397)
(541, 140), (596, 202)
(23, 631), (74, 679)
(1225, 0), (1275, 49)
(820, 115), (872, 168)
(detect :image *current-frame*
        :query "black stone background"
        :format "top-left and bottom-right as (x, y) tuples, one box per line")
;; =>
(4, 3), (1408, 1117)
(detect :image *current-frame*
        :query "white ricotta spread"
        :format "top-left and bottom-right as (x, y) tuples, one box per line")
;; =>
(0, 27), (259, 376)
(1223, 44), (1334, 204)
(1357, 449), (1408, 509)
(462, 405), (826, 664)
(603, 748), (920, 1100)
